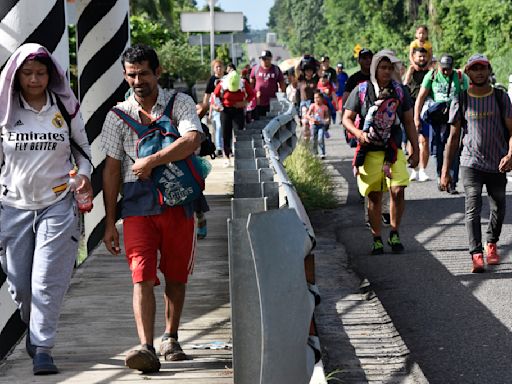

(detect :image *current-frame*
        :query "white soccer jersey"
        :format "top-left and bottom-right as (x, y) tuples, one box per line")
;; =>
(0, 91), (92, 210)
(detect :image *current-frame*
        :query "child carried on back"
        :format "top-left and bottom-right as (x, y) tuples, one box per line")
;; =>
(353, 88), (400, 178)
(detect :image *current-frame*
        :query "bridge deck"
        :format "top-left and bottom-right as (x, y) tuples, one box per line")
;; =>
(0, 159), (234, 384)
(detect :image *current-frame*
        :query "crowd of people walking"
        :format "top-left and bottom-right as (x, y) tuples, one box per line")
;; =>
(0, 23), (511, 378)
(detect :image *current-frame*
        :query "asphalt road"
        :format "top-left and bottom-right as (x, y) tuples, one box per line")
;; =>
(325, 124), (512, 384)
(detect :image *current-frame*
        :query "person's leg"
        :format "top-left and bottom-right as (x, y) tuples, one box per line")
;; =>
(31, 196), (79, 349)
(418, 133), (430, 170)
(485, 172), (507, 244)
(389, 186), (405, 231)
(0, 205), (36, 326)
(212, 111), (223, 153)
(232, 107), (245, 132)
(123, 215), (161, 372)
(164, 281), (186, 336)
(461, 167), (484, 254)
(158, 206), (195, 361)
(367, 191), (383, 237)
(133, 281), (156, 345)
(317, 124), (326, 157)
(312, 124), (319, 155)
(434, 124), (445, 181)
(221, 109), (233, 159)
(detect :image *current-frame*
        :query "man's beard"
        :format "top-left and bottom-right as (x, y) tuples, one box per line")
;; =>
(415, 62), (427, 68)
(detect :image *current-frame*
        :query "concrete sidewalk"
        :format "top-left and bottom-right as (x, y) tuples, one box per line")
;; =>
(0, 156), (234, 384)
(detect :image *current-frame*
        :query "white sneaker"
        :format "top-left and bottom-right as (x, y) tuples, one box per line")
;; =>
(409, 169), (418, 181)
(418, 169), (430, 182)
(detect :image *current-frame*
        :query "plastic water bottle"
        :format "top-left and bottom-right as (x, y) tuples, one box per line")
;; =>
(69, 170), (93, 213)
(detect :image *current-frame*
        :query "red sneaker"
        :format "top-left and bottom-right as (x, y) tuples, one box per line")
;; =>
(485, 243), (500, 265)
(471, 253), (485, 273)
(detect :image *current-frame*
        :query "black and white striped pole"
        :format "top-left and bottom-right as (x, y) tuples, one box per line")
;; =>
(76, 0), (130, 256)
(0, 0), (70, 360)
(0, 0), (69, 70)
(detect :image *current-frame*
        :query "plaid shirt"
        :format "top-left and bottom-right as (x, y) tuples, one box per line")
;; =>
(100, 87), (203, 184)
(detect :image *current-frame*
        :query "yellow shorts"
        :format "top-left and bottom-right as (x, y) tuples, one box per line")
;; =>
(357, 150), (410, 196)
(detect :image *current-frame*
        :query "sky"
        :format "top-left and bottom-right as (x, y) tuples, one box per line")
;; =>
(198, 0), (274, 30)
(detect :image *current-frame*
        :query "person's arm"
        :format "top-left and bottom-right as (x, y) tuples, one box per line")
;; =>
(498, 111), (512, 173)
(132, 94), (203, 179)
(102, 155), (122, 255)
(440, 121), (461, 189)
(277, 68), (286, 92)
(249, 67), (256, 88)
(414, 86), (430, 130)
(323, 106), (330, 124)
(408, 43), (415, 67)
(402, 109), (419, 168)
(245, 81), (256, 102)
(404, 65), (413, 85)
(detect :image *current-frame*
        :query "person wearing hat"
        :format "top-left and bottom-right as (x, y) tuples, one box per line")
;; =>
(342, 48), (373, 105)
(414, 53), (470, 193)
(249, 50), (285, 119)
(320, 56), (337, 89)
(441, 54), (512, 273)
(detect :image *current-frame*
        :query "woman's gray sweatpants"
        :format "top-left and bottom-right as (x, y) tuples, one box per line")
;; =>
(0, 194), (79, 349)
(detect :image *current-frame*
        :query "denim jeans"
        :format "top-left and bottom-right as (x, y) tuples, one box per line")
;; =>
(312, 124), (326, 156)
(461, 166), (507, 254)
(433, 123), (459, 183)
(211, 110), (223, 150)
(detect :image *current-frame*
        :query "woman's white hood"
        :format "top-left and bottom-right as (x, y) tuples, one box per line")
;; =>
(0, 43), (79, 128)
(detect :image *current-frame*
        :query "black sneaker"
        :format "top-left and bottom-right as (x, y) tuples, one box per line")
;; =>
(371, 238), (384, 255)
(381, 213), (391, 225)
(447, 182), (459, 195)
(388, 232), (404, 253)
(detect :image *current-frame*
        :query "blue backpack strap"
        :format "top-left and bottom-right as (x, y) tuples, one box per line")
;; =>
(358, 81), (368, 106)
(163, 90), (178, 120)
(111, 107), (147, 137)
(391, 80), (405, 104)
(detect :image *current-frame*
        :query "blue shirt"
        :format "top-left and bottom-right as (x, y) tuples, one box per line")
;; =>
(336, 72), (349, 97)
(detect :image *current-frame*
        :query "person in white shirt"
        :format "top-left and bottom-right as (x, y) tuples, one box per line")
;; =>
(0, 43), (92, 375)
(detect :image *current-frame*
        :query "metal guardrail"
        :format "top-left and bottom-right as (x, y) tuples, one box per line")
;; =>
(228, 96), (325, 384)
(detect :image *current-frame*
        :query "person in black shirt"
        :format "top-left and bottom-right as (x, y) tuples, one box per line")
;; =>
(342, 48), (373, 105)
(200, 59), (225, 117)
(319, 56), (338, 89)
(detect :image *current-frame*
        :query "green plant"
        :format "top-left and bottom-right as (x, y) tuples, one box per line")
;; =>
(283, 142), (337, 211)
(130, 14), (172, 49)
(325, 368), (345, 382)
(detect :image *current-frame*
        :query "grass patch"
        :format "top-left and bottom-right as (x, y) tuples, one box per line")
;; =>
(283, 142), (337, 211)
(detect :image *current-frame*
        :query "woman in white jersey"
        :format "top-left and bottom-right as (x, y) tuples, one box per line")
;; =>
(0, 44), (92, 375)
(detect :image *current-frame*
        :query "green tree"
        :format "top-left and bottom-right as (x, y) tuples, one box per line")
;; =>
(157, 38), (210, 86)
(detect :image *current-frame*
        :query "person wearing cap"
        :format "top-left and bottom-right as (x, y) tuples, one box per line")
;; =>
(342, 48), (373, 105)
(320, 56), (337, 89)
(414, 53), (470, 193)
(441, 54), (512, 273)
(249, 50), (285, 119)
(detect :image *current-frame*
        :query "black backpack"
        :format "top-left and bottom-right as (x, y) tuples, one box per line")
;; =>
(199, 123), (216, 159)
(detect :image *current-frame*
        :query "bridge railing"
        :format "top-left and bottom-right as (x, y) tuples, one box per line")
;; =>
(228, 95), (325, 384)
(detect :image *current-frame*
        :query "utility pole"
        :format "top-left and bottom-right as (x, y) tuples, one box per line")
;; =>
(210, 0), (215, 65)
